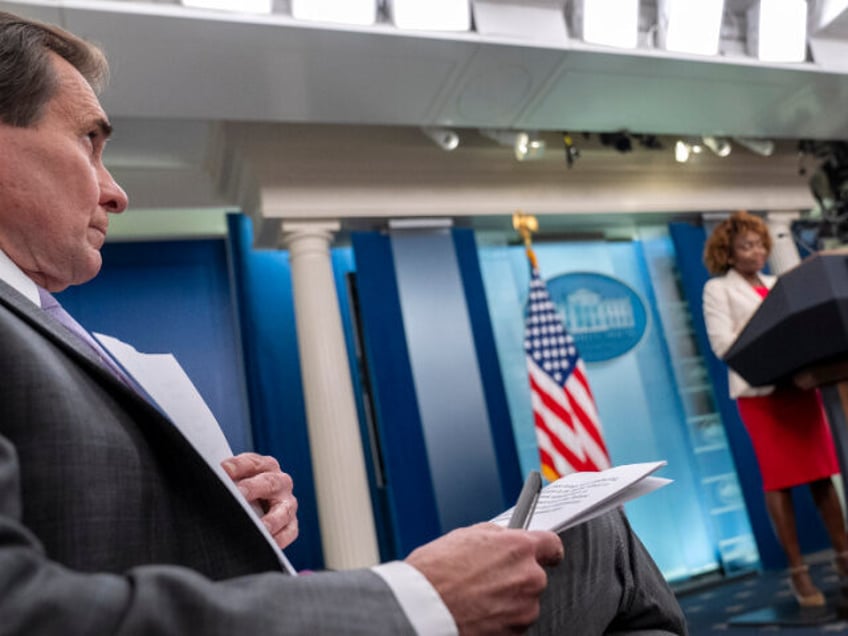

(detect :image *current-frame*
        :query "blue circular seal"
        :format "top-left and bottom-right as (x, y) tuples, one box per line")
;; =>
(543, 272), (647, 362)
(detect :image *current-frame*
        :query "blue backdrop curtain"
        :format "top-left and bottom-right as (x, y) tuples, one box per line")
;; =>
(351, 227), (522, 558)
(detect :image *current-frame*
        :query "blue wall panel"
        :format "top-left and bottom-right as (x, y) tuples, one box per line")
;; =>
(390, 229), (505, 530)
(351, 231), (442, 557)
(454, 229), (522, 504)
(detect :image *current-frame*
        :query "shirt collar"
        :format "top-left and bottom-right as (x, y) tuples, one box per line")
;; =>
(0, 248), (40, 307)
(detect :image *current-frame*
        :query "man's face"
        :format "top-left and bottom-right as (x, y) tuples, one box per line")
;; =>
(0, 52), (127, 292)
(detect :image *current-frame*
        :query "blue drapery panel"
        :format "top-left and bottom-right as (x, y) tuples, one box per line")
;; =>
(351, 228), (520, 557)
(351, 230), (442, 557)
(669, 221), (830, 570)
(226, 214), (323, 570)
(454, 230), (522, 505)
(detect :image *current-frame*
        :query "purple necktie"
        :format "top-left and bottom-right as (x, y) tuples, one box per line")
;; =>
(37, 287), (137, 389)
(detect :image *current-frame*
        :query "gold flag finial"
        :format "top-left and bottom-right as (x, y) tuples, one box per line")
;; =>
(513, 211), (539, 268)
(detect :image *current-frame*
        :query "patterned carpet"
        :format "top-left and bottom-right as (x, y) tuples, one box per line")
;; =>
(677, 553), (848, 634)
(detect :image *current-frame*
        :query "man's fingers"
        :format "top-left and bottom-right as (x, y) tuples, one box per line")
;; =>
(237, 470), (293, 503)
(261, 497), (299, 535)
(221, 452), (280, 480)
(260, 498), (299, 549)
(271, 517), (299, 550)
(529, 530), (564, 566)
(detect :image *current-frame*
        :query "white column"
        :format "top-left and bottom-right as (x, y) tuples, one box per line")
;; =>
(766, 210), (802, 275)
(281, 220), (380, 569)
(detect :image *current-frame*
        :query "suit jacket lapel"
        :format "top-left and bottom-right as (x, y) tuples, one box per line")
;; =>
(725, 268), (774, 303)
(0, 278), (158, 413)
(0, 279), (290, 572)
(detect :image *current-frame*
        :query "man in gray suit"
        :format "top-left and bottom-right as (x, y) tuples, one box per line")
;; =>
(0, 11), (686, 635)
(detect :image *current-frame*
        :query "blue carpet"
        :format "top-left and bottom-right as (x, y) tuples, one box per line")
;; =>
(677, 553), (848, 634)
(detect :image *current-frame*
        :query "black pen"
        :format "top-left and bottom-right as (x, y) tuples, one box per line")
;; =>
(508, 470), (542, 529)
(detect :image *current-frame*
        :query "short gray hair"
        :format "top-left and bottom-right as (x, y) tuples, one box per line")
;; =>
(0, 11), (108, 127)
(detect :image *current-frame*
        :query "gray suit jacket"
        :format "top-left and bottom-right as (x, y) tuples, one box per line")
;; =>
(0, 279), (415, 635)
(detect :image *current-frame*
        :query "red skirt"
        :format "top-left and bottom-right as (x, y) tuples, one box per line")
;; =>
(737, 386), (838, 491)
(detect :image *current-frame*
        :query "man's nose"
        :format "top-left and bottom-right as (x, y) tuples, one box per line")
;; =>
(99, 167), (128, 213)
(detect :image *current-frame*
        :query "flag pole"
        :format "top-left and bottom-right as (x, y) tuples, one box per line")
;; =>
(515, 210), (612, 481)
(512, 211), (539, 268)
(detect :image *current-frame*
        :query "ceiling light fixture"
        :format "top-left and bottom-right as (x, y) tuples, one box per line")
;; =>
(702, 136), (732, 157)
(422, 127), (460, 151)
(733, 137), (775, 156)
(514, 132), (546, 161)
(480, 129), (546, 161)
(674, 140), (691, 163)
(674, 138), (703, 163)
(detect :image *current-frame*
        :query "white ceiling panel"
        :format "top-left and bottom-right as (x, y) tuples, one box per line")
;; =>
(430, 41), (566, 128)
(57, 6), (477, 122)
(2, 0), (845, 138)
(520, 65), (792, 135)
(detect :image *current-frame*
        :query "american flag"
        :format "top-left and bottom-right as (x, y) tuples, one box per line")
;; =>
(524, 263), (611, 481)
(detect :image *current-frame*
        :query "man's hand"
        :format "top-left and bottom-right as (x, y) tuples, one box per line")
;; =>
(405, 523), (563, 635)
(221, 452), (298, 550)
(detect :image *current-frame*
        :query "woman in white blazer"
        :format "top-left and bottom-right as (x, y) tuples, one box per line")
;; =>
(702, 210), (848, 608)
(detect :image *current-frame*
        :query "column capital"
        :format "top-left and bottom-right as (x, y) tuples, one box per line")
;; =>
(281, 220), (341, 236)
(281, 220), (341, 251)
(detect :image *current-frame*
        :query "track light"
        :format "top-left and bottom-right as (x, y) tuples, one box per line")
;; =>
(733, 137), (775, 157)
(674, 138), (704, 163)
(514, 132), (545, 161)
(422, 127), (460, 151)
(702, 136), (732, 157)
(480, 129), (545, 161)
(674, 140), (690, 163)
(599, 132), (633, 153)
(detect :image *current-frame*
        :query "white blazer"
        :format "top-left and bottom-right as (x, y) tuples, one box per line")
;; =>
(702, 267), (777, 399)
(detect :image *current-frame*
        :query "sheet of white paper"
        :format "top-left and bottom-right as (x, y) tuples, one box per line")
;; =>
(556, 476), (672, 532)
(491, 461), (670, 532)
(95, 333), (297, 575)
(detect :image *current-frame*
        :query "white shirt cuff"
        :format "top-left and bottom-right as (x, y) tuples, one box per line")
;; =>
(371, 561), (458, 636)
